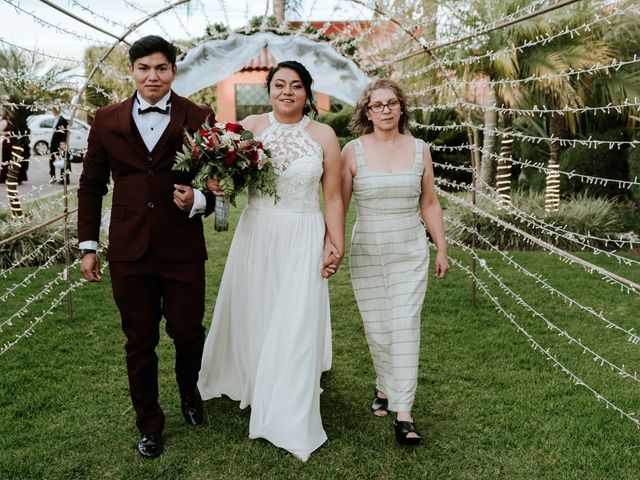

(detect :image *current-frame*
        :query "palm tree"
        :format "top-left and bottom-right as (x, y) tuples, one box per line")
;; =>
(518, 2), (639, 211)
(0, 47), (75, 146)
(444, 0), (638, 209)
(451, 0), (550, 196)
(0, 47), (75, 216)
(273, 0), (303, 24)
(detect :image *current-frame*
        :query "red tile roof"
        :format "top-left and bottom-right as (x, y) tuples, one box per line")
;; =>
(242, 48), (276, 71)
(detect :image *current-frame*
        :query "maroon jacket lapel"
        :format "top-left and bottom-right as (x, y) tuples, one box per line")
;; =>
(118, 94), (149, 158)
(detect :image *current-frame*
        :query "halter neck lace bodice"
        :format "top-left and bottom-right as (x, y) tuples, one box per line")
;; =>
(250, 112), (324, 212)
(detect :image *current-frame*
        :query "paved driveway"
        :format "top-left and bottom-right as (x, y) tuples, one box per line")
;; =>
(0, 155), (80, 209)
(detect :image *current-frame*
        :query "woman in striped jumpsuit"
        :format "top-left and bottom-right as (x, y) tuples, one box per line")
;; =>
(341, 78), (449, 445)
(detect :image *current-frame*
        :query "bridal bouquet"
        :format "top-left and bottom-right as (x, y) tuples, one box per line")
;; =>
(173, 122), (278, 231)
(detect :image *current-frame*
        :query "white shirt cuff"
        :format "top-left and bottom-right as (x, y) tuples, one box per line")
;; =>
(189, 189), (207, 218)
(79, 240), (99, 250)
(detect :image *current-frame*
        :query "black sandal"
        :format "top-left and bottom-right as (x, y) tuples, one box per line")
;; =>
(371, 387), (388, 416)
(393, 420), (422, 446)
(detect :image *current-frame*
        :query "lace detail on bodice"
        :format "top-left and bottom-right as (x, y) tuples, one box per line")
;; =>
(251, 112), (324, 212)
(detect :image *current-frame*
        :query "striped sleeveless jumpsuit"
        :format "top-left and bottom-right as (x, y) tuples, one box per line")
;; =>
(349, 137), (429, 412)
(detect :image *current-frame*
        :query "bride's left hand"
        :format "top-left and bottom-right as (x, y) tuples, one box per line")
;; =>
(321, 239), (342, 278)
(206, 177), (225, 196)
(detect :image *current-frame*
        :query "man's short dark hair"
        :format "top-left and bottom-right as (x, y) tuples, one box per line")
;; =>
(128, 35), (178, 66)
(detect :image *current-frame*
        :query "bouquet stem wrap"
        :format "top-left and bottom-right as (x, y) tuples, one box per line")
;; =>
(214, 195), (230, 232)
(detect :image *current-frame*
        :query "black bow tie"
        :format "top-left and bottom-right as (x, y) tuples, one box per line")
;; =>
(138, 105), (170, 115)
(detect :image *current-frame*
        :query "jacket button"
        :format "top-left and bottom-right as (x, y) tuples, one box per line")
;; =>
(148, 169), (154, 176)
(147, 202), (155, 208)
(147, 156), (153, 162)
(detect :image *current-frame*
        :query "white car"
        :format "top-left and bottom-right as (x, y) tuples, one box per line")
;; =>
(27, 114), (90, 156)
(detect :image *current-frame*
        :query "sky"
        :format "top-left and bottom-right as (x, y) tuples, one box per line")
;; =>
(1, 0), (372, 62)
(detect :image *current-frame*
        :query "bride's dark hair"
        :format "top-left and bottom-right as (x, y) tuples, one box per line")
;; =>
(266, 61), (318, 117)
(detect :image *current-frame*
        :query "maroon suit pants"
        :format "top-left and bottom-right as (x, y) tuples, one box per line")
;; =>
(109, 248), (206, 435)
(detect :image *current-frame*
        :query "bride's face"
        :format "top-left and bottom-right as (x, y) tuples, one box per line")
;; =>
(269, 68), (307, 117)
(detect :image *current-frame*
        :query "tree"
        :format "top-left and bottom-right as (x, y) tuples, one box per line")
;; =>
(518, 2), (640, 210)
(450, 0), (551, 197)
(273, 0), (303, 24)
(0, 47), (74, 216)
(83, 46), (131, 110)
(443, 0), (639, 209)
(0, 47), (75, 140)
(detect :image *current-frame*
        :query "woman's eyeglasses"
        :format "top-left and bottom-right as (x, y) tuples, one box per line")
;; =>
(367, 99), (401, 113)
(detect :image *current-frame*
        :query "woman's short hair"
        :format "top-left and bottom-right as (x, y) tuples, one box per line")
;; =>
(348, 78), (410, 137)
(266, 61), (318, 117)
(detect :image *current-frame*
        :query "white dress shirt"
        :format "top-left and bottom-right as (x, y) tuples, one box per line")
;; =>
(79, 91), (206, 252)
(133, 91), (171, 152)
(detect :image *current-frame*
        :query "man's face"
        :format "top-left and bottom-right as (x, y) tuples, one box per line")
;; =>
(129, 52), (177, 104)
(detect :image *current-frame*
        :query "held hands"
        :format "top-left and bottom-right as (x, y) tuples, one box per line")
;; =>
(80, 253), (102, 282)
(434, 250), (450, 279)
(321, 239), (342, 279)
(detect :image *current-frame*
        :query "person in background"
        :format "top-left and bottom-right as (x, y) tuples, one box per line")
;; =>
(49, 107), (69, 183)
(0, 109), (11, 184)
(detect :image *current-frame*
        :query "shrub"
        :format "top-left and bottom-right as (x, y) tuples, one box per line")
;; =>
(412, 109), (472, 191)
(0, 206), (75, 269)
(512, 138), (549, 193)
(559, 129), (630, 199)
(629, 145), (640, 205)
(337, 137), (353, 149)
(317, 107), (353, 138)
(445, 190), (626, 251)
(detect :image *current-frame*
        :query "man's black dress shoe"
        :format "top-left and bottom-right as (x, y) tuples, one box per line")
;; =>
(137, 433), (163, 459)
(181, 389), (204, 426)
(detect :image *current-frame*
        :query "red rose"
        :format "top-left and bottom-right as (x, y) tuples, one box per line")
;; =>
(225, 122), (244, 134)
(223, 149), (238, 167)
(193, 145), (201, 163)
(250, 149), (260, 164)
(199, 128), (209, 137)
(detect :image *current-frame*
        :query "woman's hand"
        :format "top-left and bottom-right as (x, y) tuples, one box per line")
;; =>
(434, 250), (449, 279)
(321, 239), (342, 278)
(206, 177), (225, 196)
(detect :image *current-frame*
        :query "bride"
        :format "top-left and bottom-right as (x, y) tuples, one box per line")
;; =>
(197, 60), (344, 461)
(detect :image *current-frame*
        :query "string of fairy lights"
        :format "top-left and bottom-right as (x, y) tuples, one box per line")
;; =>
(1, 0), (639, 435)
(396, 2), (640, 79)
(445, 216), (640, 338)
(448, 254), (640, 430)
(360, 0), (555, 66)
(436, 175), (640, 278)
(409, 56), (640, 98)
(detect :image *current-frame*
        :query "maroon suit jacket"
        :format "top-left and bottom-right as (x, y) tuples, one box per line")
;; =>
(78, 91), (215, 263)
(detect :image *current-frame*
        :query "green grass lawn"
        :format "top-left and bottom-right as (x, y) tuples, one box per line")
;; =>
(1, 196), (640, 479)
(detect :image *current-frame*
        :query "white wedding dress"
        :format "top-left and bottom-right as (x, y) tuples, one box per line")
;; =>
(198, 112), (332, 460)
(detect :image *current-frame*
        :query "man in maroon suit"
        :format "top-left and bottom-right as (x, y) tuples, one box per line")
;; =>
(78, 35), (221, 459)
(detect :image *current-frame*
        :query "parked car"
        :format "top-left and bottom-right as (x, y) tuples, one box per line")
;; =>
(27, 114), (90, 156)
